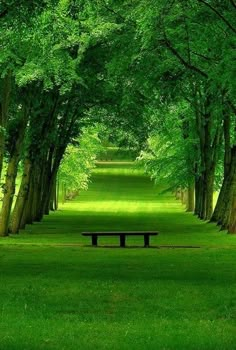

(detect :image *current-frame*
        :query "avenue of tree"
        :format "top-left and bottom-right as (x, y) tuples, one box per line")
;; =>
(0, 0), (235, 237)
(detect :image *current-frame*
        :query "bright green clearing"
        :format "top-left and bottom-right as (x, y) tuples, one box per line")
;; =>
(1, 163), (236, 350)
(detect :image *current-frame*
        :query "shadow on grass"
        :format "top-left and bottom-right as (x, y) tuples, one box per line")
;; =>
(83, 245), (202, 249)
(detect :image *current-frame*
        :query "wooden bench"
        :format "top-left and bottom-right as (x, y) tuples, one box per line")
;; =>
(82, 231), (159, 248)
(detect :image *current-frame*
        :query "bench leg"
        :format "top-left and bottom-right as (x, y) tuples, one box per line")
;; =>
(144, 235), (150, 248)
(120, 235), (126, 248)
(92, 235), (98, 247)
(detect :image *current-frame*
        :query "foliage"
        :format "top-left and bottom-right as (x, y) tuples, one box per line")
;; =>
(58, 124), (104, 194)
(137, 101), (197, 188)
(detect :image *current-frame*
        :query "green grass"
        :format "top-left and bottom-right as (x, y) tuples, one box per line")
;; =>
(1, 162), (236, 349)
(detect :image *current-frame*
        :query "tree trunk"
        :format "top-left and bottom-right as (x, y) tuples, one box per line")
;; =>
(9, 159), (32, 234)
(56, 178), (59, 210)
(33, 163), (47, 222)
(196, 149), (218, 221)
(211, 177), (228, 223)
(211, 113), (232, 223)
(205, 169), (215, 220)
(23, 176), (35, 226)
(220, 155), (236, 230)
(181, 189), (188, 206)
(31, 175), (40, 221)
(44, 172), (57, 215)
(194, 176), (201, 216)
(198, 174), (214, 221)
(0, 106), (28, 236)
(198, 175), (206, 220)
(228, 188), (236, 234)
(186, 182), (195, 212)
(0, 156), (20, 236)
(213, 147), (236, 228)
(49, 177), (57, 211)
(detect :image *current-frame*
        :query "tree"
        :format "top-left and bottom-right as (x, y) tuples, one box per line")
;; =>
(58, 125), (104, 202)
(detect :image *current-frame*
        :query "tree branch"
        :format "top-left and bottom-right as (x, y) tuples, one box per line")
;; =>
(230, 0), (236, 10)
(164, 36), (208, 78)
(197, 0), (236, 34)
(190, 50), (218, 62)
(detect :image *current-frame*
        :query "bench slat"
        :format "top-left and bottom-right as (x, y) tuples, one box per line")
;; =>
(82, 231), (159, 236)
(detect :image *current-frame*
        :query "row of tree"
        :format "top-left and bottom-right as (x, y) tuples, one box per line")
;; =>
(0, 1), (116, 236)
(90, 0), (236, 233)
(0, 0), (235, 235)
(128, 0), (236, 232)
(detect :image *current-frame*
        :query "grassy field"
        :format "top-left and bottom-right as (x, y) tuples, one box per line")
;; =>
(0, 163), (236, 349)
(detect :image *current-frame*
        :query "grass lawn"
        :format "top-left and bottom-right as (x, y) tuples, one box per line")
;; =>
(0, 163), (236, 349)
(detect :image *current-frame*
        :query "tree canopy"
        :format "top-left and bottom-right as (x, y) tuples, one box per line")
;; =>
(0, 0), (235, 236)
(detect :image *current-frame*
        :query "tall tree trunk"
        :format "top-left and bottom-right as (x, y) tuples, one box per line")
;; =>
(211, 177), (228, 223)
(56, 177), (59, 210)
(50, 177), (58, 211)
(43, 171), (57, 215)
(33, 162), (47, 222)
(220, 152), (236, 230)
(9, 159), (32, 234)
(205, 167), (215, 220)
(31, 169), (42, 222)
(228, 188), (236, 234)
(23, 173), (37, 227)
(181, 189), (186, 205)
(0, 106), (28, 236)
(211, 113), (232, 223)
(0, 155), (20, 236)
(186, 182), (195, 212)
(196, 142), (219, 220)
(194, 176), (201, 216)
